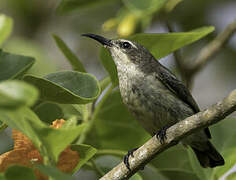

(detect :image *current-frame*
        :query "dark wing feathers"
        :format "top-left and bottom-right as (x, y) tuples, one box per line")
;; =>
(156, 64), (211, 139)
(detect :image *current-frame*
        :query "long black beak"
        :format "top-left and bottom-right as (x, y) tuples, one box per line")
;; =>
(81, 33), (112, 47)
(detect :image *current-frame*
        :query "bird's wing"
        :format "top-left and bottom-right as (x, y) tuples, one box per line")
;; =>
(156, 64), (211, 138)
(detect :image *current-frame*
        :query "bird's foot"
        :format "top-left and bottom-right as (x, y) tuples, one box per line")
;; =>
(123, 148), (138, 171)
(156, 126), (169, 144)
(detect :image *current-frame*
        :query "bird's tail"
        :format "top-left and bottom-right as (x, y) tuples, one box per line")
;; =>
(192, 141), (224, 168)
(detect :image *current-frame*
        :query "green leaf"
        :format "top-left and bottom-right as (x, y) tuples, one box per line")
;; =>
(210, 118), (236, 179)
(100, 26), (214, 86)
(62, 116), (78, 128)
(24, 71), (100, 104)
(130, 26), (215, 60)
(122, 0), (167, 15)
(90, 90), (149, 150)
(36, 165), (74, 180)
(71, 144), (97, 172)
(0, 107), (86, 163)
(53, 34), (86, 72)
(60, 104), (86, 120)
(0, 80), (39, 109)
(56, 0), (114, 14)
(34, 102), (63, 124)
(4, 165), (36, 180)
(0, 14), (13, 46)
(0, 50), (35, 81)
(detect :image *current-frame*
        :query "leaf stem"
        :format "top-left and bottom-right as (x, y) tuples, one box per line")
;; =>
(77, 85), (113, 144)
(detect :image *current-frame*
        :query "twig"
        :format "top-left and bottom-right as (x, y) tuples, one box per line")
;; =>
(166, 20), (236, 88)
(186, 20), (236, 88)
(165, 21), (188, 84)
(100, 89), (236, 180)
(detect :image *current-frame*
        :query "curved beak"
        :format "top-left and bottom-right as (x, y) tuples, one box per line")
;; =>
(81, 34), (112, 47)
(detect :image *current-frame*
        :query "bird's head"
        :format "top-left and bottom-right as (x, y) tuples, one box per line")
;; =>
(82, 34), (153, 68)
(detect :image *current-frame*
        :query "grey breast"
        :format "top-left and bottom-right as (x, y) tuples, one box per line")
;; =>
(119, 70), (194, 135)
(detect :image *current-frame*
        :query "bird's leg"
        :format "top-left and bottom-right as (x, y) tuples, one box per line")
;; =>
(123, 147), (138, 171)
(156, 125), (169, 144)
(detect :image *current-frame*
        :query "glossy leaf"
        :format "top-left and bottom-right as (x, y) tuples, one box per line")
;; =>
(36, 165), (74, 180)
(0, 80), (38, 109)
(100, 26), (214, 86)
(4, 165), (36, 180)
(71, 144), (97, 172)
(24, 71), (100, 104)
(53, 34), (86, 72)
(0, 14), (13, 46)
(90, 90), (149, 150)
(34, 102), (63, 124)
(122, 0), (167, 15)
(0, 50), (35, 81)
(0, 107), (86, 163)
(57, 0), (112, 14)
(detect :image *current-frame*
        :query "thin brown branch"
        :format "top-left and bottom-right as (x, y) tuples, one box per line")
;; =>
(166, 20), (236, 89)
(165, 21), (188, 84)
(190, 20), (236, 74)
(100, 89), (236, 180)
(186, 20), (236, 87)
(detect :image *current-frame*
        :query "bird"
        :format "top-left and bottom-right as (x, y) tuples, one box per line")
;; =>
(82, 33), (225, 170)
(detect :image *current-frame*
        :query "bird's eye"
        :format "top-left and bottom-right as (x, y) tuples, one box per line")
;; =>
(121, 42), (131, 49)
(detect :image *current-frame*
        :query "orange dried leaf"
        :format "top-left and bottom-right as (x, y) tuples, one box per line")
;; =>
(12, 129), (35, 150)
(0, 119), (79, 180)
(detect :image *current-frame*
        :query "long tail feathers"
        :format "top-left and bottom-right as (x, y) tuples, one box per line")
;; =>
(192, 141), (224, 168)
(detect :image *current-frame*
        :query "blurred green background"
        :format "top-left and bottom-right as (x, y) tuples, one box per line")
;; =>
(0, 0), (236, 179)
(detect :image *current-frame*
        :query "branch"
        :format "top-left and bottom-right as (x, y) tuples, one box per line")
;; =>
(165, 21), (189, 85)
(190, 20), (236, 75)
(100, 89), (236, 180)
(166, 20), (236, 88)
(186, 20), (236, 87)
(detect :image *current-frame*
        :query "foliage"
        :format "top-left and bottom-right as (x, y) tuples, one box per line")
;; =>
(0, 0), (235, 179)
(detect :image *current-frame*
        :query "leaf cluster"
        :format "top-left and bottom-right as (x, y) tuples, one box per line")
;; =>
(0, 1), (235, 179)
